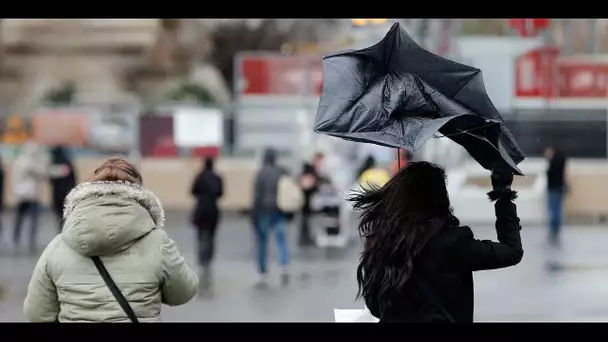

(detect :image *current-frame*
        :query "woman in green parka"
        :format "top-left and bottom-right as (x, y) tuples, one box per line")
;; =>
(24, 158), (198, 322)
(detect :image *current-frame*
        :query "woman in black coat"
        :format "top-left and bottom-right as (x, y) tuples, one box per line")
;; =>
(190, 157), (223, 288)
(349, 161), (523, 322)
(49, 146), (77, 233)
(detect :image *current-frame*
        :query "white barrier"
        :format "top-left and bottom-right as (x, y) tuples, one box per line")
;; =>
(447, 159), (548, 226)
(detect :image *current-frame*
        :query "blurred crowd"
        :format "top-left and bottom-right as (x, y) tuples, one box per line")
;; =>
(0, 139), (568, 279)
(0, 142), (77, 254)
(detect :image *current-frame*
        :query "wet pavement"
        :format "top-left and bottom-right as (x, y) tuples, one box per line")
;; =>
(2, 211), (608, 322)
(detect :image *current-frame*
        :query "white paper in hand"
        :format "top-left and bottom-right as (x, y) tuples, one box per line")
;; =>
(333, 308), (379, 323)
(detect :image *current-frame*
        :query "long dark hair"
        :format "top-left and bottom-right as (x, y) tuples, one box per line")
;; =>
(348, 161), (458, 305)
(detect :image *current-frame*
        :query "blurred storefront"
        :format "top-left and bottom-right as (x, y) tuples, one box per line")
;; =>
(0, 104), (237, 211)
(140, 115), (175, 158)
(233, 52), (323, 172)
(31, 110), (88, 146)
(140, 107), (223, 159)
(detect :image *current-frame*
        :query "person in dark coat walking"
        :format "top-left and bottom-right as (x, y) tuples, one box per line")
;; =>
(49, 146), (77, 233)
(544, 146), (567, 246)
(348, 161), (523, 323)
(190, 157), (223, 289)
(252, 148), (289, 286)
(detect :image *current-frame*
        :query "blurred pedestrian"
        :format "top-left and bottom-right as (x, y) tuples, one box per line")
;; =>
(49, 146), (77, 233)
(348, 162), (523, 322)
(0, 153), (5, 248)
(355, 155), (377, 182)
(358, 155), (391, 190)
(544, 146), (567, 246)
(12, 142), (47, 254)
(23, 157), (198, 322)
(190, 157), (223, 290)
(358, 166), (391, 190)
(252, 148), (290, 286)
(298, 152), (324, 247)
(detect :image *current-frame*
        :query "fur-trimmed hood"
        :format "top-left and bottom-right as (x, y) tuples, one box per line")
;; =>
(61, 181), (166, 256)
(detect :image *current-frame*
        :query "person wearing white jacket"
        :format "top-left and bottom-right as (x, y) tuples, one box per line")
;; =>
(11, 142), (48, 254)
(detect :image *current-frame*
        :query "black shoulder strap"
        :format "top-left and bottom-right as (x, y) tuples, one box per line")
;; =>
(91, 256), (139, 323)
(413, 275), (456, 323)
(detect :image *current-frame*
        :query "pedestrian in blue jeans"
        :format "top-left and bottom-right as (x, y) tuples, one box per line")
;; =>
(252, 148), (290, 286)
(547, 190), (563, 240)
(256, 211), (289, 283)
(544, 146), (567, 246)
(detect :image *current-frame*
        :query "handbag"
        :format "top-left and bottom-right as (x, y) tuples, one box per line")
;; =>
(277, 175), (303, 213)
(91, 256), (139, 323)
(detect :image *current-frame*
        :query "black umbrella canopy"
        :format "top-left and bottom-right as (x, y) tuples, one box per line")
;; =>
(314, 22), (525, 175)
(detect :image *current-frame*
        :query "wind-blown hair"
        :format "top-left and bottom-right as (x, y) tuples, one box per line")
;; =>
(348, 161), (458, 306)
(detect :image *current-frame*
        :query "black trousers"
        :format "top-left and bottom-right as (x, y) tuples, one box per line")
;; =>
(13, 201), (40, 249)
(299, 211), (314, 245)
(52, 201), (65, 233)
(196, 220), (219, 267)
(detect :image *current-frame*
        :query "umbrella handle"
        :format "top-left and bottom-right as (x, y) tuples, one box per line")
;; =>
(397, 148), (401, 169)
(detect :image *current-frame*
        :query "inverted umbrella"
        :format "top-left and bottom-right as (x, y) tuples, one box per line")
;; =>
(314, 22), (525, 175)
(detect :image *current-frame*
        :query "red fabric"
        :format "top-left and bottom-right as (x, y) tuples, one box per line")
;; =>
(508, 18), (550, 37)
(392, 149), (408, 175)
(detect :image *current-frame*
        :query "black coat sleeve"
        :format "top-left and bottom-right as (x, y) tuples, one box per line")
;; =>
(252, 172), (264, 215)
(216, 176), (224, 199)
(450, 194), (523, 271)
(190, 174), (202, 197)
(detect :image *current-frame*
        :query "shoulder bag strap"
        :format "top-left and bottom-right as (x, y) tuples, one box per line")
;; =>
(413, 275), (456, 323)
(91, 256), (139, 323)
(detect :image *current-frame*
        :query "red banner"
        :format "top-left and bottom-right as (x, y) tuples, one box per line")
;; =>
(514, 46), (560, 98)
(514, 46), (608, 100)
(558, 62), (608, 98)
(239, 54), (323, 96)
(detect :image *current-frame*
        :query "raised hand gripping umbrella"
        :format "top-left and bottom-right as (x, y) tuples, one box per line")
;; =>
(314, 22), (525, 175)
